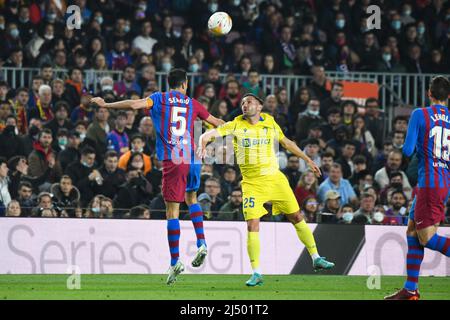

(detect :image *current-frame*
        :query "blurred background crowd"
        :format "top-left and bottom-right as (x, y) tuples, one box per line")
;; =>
(0, 0), (449, 226)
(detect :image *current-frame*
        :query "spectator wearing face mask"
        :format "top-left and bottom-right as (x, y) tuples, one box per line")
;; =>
(372, 205), (387, 225)
(295, 99), (325, 145)
(338, 204), (355, 224)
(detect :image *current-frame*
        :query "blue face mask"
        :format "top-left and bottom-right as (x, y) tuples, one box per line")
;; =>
(123, 25), (130, 33)
(95, 16), (104, 25)
(162, 62), (172, 72)
(10, 28), (19, 38)
(336, 19), (345, 29)
(189, 63), (200, 73)
(343, 212), (353, 223)
(392, 20), (401, 30)
(417, 26), (425, 35)
(382, 53), (391, 62)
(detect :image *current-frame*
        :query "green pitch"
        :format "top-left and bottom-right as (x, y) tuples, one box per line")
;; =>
(0, 275), (449, 300)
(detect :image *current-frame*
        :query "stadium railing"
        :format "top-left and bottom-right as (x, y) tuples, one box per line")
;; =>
(1, 67), (449, 129)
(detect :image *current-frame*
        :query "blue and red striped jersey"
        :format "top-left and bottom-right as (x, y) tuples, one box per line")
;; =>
(146, 91), (210, 162)
(403, 104), (450, 188)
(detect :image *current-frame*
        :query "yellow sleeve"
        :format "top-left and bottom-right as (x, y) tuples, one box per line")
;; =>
(216, 120), (238, 137)
(273, 119), (285, 141)
(146, 97), (153, 109)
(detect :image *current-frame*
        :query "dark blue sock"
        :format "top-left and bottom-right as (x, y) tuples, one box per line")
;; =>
(189, 203), (206, 248)
(425, 233), (450, 257)
(167, 218), (180, 266)
(404, 236), (424, 291)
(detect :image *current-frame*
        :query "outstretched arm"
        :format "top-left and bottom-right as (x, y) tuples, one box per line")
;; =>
(197, 129), (222, 158)
(205, 115), (226, 127)
(279, 136), (322, 177)
(90, 97), (152, 110)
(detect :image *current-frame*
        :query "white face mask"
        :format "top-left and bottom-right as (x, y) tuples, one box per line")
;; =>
(308, 109), (320, 116)
(233, 0), (241, 5)
(102, 85), (113, 91)
(79, 133), (86, 141)
(343, 212), (354, 223)
(382, 53), (391, 62)
(209, 3), (219, 12)
(189, 63), (200, 72)
(44, 34), (54, 40)
(162, 62), (172, 72)
(373, 211), (384, 223)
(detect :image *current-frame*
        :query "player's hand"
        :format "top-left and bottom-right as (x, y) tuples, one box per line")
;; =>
(308, 160), (322, 177)
(197, 145), (207, 159)
(91, 97), (106, 107)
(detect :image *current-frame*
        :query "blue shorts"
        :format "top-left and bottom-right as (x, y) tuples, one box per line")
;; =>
(186, 163), (201, 192)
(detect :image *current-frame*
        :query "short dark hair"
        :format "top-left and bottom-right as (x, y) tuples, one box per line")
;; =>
(130, 134), (144, 143)
(40, 63), (52, 70)
(0, 157), (7, 167)
(429, 76), (450, 101)
(81, 146), (96, 156)
(343, 140), (357, 148)
(104, 150), (118, 160)
(393, 115), (408, 124)
(305, 138), (320, 147)
(353, 155), (367, 164)
(32, 75), (44, 82)
(16, 87), (28, 95)
(168, 68), (187, 88)
(391, 190), (407, 201)
(321, 152), (334, 159)
(327, 107), (341, 116)
(116, 110), (128, 119)
(389, 170), (403, 180)
(365, 97), (378, 107)
(19, 181), (33, 190)
(129, 205), (150, 218)
(54, 100), (70, 112)
(38, 128), (53, 139)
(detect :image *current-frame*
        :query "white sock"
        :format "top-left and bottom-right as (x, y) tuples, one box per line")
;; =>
(253, 268), (261, 274)
(311, 253), (320, 261)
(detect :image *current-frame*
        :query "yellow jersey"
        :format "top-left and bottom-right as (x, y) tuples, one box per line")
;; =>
(216, 113), (285, 180)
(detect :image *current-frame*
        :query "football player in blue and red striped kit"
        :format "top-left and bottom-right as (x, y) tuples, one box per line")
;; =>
(91, 69), (224, 284)
(385, 76), (450, 300)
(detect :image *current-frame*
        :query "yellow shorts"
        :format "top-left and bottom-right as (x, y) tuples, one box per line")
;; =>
(241, 171), (300, 220)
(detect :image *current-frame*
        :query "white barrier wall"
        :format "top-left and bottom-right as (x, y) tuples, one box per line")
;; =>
(0, 218), (449, 275)
(0, 218), (309, 275)
(349, 226), (450, 276)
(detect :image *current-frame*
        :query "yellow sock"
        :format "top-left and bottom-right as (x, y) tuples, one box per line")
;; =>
(294, 220), (319, 257)
(247, 231), (261, 273)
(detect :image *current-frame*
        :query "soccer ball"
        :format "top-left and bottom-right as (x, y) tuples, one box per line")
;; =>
(208, 12), (232, 36)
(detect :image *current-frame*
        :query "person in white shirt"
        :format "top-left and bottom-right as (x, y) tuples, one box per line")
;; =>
(132, 21), (158, 55)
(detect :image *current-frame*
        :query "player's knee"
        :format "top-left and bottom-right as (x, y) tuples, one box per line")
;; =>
(286, 211), (303, 224)
(418, 236), (429, 247)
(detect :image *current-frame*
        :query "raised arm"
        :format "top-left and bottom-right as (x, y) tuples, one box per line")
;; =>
(90, 97), (152, 110)
(279, 136), (322, 177)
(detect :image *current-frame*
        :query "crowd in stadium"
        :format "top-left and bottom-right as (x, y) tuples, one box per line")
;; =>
(0, 0), (449, 225)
